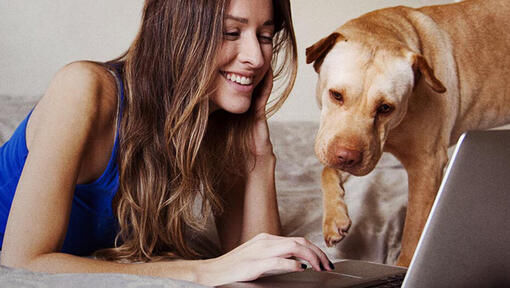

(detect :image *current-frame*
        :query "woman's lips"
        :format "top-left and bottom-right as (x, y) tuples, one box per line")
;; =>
(221, 71), (255, 93)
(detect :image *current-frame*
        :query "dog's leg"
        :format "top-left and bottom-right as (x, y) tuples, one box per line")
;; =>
(396, 147), (448, 266)
(322, 166), (352, 247)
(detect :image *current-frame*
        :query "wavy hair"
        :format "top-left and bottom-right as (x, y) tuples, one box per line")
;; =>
(97, 0), (297, 262)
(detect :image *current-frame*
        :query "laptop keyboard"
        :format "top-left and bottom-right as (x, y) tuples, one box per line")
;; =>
(364, 272), (406, 288)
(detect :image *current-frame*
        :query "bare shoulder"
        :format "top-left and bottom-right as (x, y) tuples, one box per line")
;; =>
(45, 60), (118, 114)
(27, 61), (119, 147)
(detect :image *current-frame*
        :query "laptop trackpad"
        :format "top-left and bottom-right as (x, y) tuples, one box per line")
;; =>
(223, 270), (364, 288)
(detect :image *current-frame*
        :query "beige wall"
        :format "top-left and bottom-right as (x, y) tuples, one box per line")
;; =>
(0, 1), (144, 97)
(0, 1), (454, 121)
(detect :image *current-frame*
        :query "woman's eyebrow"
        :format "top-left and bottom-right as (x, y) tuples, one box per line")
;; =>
(225, 15), (274, 26)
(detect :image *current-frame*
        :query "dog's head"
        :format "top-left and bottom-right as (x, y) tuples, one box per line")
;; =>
(306, 32), (446, 175)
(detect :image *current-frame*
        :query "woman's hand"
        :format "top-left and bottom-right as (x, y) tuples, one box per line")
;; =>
(199, 233), (334, 286)
(250, 69), (274, 157)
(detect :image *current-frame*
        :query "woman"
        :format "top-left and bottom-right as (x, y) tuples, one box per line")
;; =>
(0, 0), (334, 285)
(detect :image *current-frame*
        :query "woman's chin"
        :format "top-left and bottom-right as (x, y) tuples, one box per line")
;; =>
(225, 103), (251, 114)
(209, 86), (254, 114)
(212, 97), (252, 114)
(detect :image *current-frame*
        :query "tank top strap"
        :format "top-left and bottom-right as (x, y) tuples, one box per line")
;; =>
(103, 62), (125, 126)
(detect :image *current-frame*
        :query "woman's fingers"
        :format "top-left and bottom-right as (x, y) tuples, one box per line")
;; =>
(254, 68), (273, 119)
(258, 257), (306, 277)
(291, 237), (334, 271)
(265, 234), (333, 271)
(249, 70), (274, 157)
(248, 234), (333, 272)
(272, 238), (324, 272)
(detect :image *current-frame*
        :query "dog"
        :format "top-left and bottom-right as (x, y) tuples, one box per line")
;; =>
(305, 0), (510, 266)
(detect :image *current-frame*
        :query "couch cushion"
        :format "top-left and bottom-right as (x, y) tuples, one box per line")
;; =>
(0, 95), (39, 145)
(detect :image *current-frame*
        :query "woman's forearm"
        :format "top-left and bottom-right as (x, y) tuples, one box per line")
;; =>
(8, 252), (221, 286)
(241, 153), (281, 242)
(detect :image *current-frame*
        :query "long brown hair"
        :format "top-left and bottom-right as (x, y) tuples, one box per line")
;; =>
(98, 0), (297, 262)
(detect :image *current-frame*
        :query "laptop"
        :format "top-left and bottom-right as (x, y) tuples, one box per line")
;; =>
(220, 129), (510, 288)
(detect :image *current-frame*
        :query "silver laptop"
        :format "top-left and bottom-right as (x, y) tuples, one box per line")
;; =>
(221, 129), (510, 288)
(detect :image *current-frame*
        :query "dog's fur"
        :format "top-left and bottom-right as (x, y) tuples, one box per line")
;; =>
(306, 0), (510, 266)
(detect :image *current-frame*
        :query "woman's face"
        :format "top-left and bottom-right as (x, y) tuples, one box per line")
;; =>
(210, 0), (275, 114)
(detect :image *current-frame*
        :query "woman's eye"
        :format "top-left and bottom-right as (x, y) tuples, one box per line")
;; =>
(258, 35), (274, 44)
(377, 103), (394, 115)
(224, 31), (240, 39)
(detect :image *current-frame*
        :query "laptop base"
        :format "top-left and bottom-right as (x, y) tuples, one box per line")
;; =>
(220, 260), (406, 288)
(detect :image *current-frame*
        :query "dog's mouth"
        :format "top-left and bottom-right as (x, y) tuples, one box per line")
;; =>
(331, 160), (379, 177)
(332, 161), (364, 176)
(335, 161), (376, 176)
(333, 162), (360, 173)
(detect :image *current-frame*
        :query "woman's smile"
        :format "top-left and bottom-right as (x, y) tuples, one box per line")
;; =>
(220, 71), (255, 93)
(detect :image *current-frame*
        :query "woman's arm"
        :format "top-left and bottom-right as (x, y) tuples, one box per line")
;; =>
(215, 154), (280, 253)
(242, 153), (281, 239)
(2, 62), (111, 266)
(1, 62), (123, 264)
(241, 70), (282, 239)
(0, 62), (211, 283)
(8, 233), (330, 286)
(215, 70), (280, 251)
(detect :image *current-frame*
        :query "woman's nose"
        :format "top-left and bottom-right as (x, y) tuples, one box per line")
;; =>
(238, 35), (265, 69)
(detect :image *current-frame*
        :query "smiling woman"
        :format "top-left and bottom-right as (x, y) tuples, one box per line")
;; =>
(211, 0), (275, 114)
(0, 0), (334, 286)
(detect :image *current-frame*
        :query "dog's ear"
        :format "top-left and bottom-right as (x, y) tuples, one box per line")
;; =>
(306, 32), (344, 73)
(411, 54), (447, 93)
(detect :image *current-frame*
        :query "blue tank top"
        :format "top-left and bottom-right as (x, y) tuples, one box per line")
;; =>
(0, 64), (123, 255)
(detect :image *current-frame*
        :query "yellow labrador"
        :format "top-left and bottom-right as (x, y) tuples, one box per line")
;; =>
(306, 0), (510, 266)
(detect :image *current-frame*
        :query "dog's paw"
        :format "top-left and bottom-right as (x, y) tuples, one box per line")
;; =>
(323, 212), (351, 247)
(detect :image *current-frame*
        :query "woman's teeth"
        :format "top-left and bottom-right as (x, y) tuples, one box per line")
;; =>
(226, 73), (253, 85)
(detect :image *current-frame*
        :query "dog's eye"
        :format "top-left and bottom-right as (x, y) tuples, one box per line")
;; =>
(377, 104), (394, 115)
(329, 90), (344, 103)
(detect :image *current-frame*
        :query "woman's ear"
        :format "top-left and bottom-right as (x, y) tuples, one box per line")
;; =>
(306, 32), (343, 73)
(410, 54), (447, 93)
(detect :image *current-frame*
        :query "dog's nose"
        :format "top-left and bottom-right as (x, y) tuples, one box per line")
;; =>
(336, 147), (361, 167)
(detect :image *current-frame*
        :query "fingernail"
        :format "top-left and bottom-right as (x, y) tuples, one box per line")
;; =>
(301, 263), (307, 269)
(329, 261), (334, 270)
(319, 262), (325, 271)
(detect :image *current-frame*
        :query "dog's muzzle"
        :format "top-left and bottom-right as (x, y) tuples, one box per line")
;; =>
(330, 146), (362, 171)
